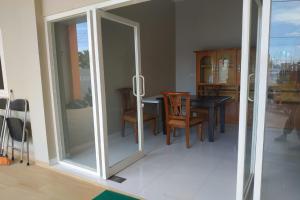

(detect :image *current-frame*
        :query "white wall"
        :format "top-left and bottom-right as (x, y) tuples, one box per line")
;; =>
(0, 0), (49, 163)
(42, 0), (108, 16)
(175, 0), (243, 93)
(110, 0), (176, 96)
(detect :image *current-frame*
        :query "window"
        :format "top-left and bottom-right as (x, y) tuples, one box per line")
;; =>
(0, 30), (8, 96)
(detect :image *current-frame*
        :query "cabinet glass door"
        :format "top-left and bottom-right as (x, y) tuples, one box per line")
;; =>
(199, 52), (217, 84)
(216, 49), (237, 85)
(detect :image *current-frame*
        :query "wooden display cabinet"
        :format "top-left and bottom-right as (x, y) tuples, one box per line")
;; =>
(195, 48), (257, 124)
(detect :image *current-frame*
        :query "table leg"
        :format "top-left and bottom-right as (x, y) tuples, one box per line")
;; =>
(156, 102), (160, 134)
(208, 106), (215, 142)
(220, 103), (225, 133)
(161, 100), (166, 135)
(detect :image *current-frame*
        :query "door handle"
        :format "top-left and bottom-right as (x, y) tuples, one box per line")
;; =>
(140, 75), (145, 97)
(248, 73), (254, 102)
(132, 75), (137, 97)
(133, 75), (145, 97)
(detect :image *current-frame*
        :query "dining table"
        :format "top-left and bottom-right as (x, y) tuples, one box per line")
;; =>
(156, 95), (232, 142)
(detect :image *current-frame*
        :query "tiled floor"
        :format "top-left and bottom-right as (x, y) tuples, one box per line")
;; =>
(261, 128), (300, 200)
(65, 123), (238, 200)
(68, 125), (165, 169)
(104, 124), (238, 200)
(53, 122), (300, 200)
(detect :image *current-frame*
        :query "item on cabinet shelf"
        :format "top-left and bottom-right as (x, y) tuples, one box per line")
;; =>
(208, 75), (213, 84)
(219, 59), (229, 84)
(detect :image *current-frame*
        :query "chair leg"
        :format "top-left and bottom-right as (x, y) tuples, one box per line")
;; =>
(215, 109), (218, 126)
(11, 138), (14, 161)
(201, 124), (204, 141)
(185, 128), (190, 148)
(0, 130), (6, 156)
(26, 131), (29, 166)
(134, 123), (138, 144)
(5, 134), (9, 157)
(20, 142), (24, 163)
(121, 119), (125, 137)
(166, 125), (171, 145)
(152, 119), (157, 135)
(20, 132), (25, 164)
(197, 124), (204, 141)
(173, 128), (176, 137)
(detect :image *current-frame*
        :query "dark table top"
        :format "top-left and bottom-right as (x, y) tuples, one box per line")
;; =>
(157, 95), (232, 108)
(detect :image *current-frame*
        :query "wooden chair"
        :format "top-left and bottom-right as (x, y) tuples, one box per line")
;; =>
(191, 107), (209, 120)
(118, 88), (157, 143)
(191, 106), (219, 127)
(162, 92), (205, 148)
(193, 85), (219, 122)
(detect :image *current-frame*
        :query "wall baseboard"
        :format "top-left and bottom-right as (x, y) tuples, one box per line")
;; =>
(49, 158), (58, 165)
(69, 141), (94, 155)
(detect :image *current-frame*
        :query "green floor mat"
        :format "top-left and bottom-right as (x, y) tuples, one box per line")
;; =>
(93, 190), (139, 200)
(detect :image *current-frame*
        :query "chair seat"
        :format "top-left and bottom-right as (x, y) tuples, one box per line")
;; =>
(123, 112), (156, 123)
(6, 118), (25, 142)
(168, 116), (204, 128)
(191, 107), (209, 118)
(191, 107), (208, 113)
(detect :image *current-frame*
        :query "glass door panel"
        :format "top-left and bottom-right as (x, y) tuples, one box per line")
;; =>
(260, 0), (300, 199)
(244, 1), (260, 188)
(53, 15), (97, 170)
(236, 0), (261, 199)
(96, 11), (144, 176)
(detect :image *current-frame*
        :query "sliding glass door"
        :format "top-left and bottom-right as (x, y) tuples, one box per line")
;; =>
(236, 0), (262, 199)
(47, 5), (145, 178)
(94, 10), (145, 178)
(50, 14), (99, 171)
(254, 0), (300, 199)
(234, 0), (298, 199)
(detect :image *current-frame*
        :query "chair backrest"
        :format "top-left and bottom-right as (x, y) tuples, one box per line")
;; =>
(0, 98), (7, 110)
(6, 118), (26, 142)
(9, 99), (29, 112)
(162, 92), (191, 125)
(6, 99), (29, 142)
(117, 88), (136, 114)
(0, 98), (8, 136)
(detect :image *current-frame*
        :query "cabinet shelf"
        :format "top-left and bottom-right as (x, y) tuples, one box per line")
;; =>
(201, 65), (213, 68)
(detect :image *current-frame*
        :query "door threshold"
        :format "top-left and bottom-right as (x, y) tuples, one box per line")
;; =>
(51, 162), (101, 185)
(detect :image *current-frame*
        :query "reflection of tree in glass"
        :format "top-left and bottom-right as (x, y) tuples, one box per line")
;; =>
(84, 87), (93, 106)
(78, 50), (90, 69)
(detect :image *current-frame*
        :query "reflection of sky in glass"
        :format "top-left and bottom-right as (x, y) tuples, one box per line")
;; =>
(270, 1), (300, 64)
(76, 22), (88, 52)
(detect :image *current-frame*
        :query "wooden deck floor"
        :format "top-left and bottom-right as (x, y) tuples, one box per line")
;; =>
(0, 163), (104, 200)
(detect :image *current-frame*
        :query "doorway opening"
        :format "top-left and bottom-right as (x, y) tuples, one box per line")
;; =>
(45, 0), (269, 199)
